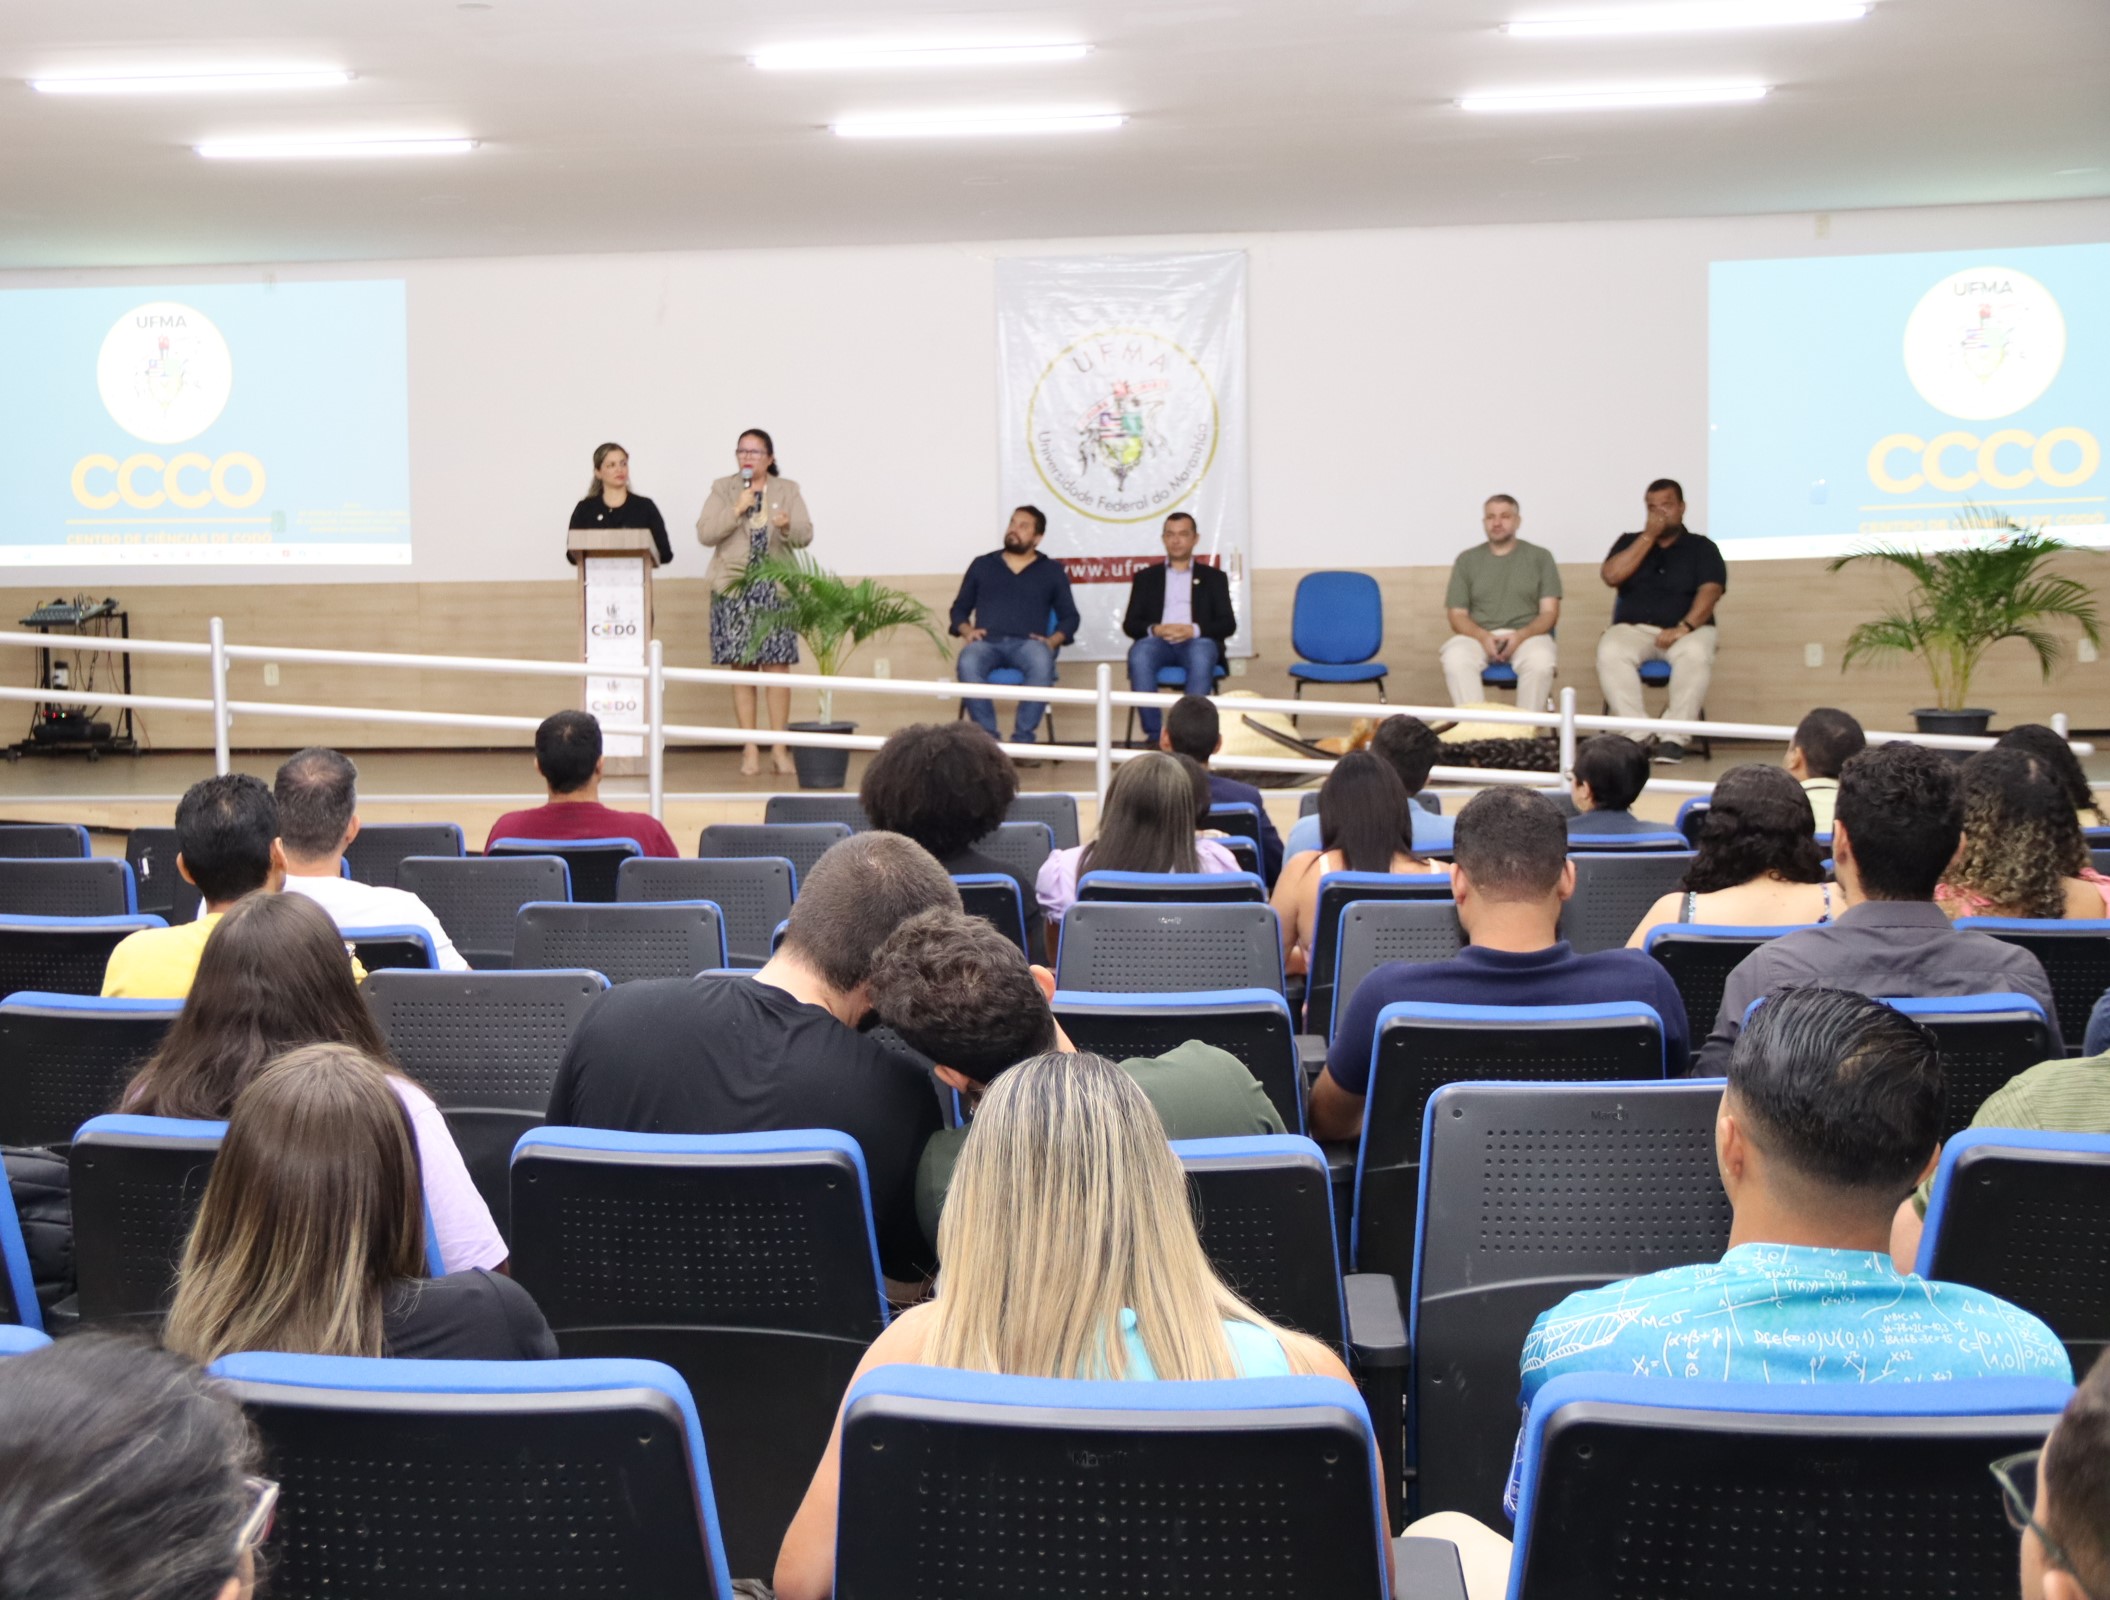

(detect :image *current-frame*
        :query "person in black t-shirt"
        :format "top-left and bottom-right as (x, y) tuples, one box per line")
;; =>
(165, 1044), (557, 1366)
(1595, 477), (1726, 765)
(568, 441), (673, 565)
(547, 831), (963, 1285)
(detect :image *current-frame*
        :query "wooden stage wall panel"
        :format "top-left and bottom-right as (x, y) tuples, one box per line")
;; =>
(4, 554), (2102, 752)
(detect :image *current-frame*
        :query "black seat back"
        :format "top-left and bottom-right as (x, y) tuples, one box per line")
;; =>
(513, 901), (725, 984)
(397, 854), (570, 969)
(125, 826), (202, 924)
(1328, 900), (1464, 1038)
(1413, 1079), (1730, 1525)
(763, 794), (868, 829)
(0, 824), (89, 858)
(969, 819), (1056, 881)
(1055, 992), (1303, 1135)
(0, 996), (180, 1148)
(1076, 870), (1267, 905)
(1178, 1137), (1345, 1350)
(952, 874), (1027, 954)
(1559, 851), (1694, 953)
(1645, 925), (1809, 1064)
(0, 859), (135, 919)
(1056, 901), (1283, 995)
(489, 839), (638, 902)
(0, 917), (160, 998)
(343, 929), (437, 973)
(1890, 997), (2060, 1137)
(70, 1115), (224, 1329)
(1956, 919), (2110, 1050)
(619, 856), (793, 968)
(1004, 792), (1080, 849)
(343, 822), (465, 888)
(697, 823), (849, 884)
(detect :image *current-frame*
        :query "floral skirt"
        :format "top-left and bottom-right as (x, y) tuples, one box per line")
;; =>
(712, 529), (799, 665)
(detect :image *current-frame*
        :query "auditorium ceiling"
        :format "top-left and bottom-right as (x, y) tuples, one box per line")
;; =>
(1, 0), (2104, 267)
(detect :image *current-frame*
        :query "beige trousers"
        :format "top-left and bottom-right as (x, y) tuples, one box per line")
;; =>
(1403, 1511), (1514, 1600)
(1439, 631), (1558, 712)
(1594, 621), (1718, 735)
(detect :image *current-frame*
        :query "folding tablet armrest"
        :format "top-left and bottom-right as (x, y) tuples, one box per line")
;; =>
(1345, 1272), (1408, 1369)
(1394, 1536), (1472, 1600)
(1296, 1031), (1328, 1082)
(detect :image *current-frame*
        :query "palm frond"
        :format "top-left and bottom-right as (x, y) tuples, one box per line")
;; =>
(725, 548), (950, 717)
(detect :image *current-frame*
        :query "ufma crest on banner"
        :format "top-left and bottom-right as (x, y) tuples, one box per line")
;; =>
(1027, 327), (1221, 523)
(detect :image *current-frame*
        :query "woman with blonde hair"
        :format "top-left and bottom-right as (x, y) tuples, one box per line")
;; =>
(1938, 747), (2110, 920)
(774, 1052), (1364, 1600)
(165, 1043), (554, 1364)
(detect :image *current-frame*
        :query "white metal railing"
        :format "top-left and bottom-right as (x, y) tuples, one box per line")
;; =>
(0, 623), (2095, 817)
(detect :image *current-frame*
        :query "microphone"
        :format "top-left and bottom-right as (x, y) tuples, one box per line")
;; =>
(740, 466), (757, 514)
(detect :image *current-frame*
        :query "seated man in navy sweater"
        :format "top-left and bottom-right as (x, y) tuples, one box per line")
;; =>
(949, 505), (1082, 745)
(1309, 785), (1689, 1140)
(1162, 694), (1283, 882)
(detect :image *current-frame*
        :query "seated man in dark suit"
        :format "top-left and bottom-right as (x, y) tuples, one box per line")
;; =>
(1122, 512), (1236, 745)
(1162, 694), (1283, 881)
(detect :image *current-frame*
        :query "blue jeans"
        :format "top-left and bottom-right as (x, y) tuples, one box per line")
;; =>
(1127, 635), (1221, 741)
(958, 637), (1056, 740)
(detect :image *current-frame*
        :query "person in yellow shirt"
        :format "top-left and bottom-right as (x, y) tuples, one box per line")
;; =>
(102, 775), (284, 1000)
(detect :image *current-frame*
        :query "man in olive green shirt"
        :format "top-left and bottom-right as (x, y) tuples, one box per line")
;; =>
(1439, 494), (1563, 712)
(867, 908), (1284, 1253)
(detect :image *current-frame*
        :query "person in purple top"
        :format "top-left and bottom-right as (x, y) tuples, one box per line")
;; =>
(1309, 785), (1688, 1141)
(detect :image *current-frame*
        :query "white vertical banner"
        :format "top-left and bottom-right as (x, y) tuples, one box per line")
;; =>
(581, 556), (646, 758)
(996, 251), (1251, 660)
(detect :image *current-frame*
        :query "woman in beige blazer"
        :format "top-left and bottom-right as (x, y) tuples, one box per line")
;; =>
(696, 428), (814, 776)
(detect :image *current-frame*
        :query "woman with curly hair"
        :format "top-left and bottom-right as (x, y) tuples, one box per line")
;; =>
(1997, 722), (2107, 826)
(1939, 747), (2110, 920)
(1626, 764), (1833, 948)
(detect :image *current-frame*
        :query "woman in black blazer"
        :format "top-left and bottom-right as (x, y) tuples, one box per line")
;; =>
(1121, 513), (1236, 742)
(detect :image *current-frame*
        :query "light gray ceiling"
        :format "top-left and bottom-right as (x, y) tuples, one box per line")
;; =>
(3, 0), (2105, 268)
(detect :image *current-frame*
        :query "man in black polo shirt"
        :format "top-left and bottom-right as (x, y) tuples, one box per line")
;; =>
(1595, 477), (1726, 764)
(950, 505), (1082, 745)
(545, 831), (961, 1287)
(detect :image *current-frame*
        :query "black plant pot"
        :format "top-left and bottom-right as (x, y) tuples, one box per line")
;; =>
(788, 721), (856, 789)
(1912, 708), (1993, 738)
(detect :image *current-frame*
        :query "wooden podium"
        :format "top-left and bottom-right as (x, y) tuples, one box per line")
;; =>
(567, 528), (659, 775)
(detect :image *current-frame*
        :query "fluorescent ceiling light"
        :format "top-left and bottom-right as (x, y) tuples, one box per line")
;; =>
(832, 110), (1124, 139)
(755, 42), (1090, 71)
(32, 69), (354, 95)
(195, 136), (477, 160)
(1504, 3), (1866, 38)
(1460, 82), (1769, 112)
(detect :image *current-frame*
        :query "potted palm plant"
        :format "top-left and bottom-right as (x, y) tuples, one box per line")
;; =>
(728, 549), (950, 788)
(1830, 511), (2101, 737)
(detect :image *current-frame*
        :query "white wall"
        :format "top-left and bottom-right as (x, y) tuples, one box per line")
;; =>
(9, 195), (2108, 587)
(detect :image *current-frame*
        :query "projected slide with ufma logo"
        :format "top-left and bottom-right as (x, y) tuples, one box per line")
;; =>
(1709, 243), (2109, 560)
(0, 279), (410, 566)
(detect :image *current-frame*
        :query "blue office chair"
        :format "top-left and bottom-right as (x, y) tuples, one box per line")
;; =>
(1125, 655), (1229, 744)
(1623, 657), (1712, 757)
(957, 605), (1066, 743)
(1477, 630), (1554, 704)
(1287, 572), (1388, 704)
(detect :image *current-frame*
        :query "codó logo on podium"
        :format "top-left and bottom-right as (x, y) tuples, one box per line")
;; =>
(1027, 327), (1220, 525)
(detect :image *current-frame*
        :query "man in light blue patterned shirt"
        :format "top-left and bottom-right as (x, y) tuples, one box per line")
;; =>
(1505, 985), (2071, 1517)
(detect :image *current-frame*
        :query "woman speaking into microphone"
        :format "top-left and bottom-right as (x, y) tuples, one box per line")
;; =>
(569, 442), (673, 562)
(696, 427), (813, 777)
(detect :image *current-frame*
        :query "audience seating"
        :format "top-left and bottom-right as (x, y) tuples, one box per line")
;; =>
(212, 1353), (736, 1599)
(0, 992), (181, 1148)
(1304, 790), (1438, 819)
(1410, 1079), (1731, 1526)
(364, 967), (607, 1237)
(1326, 899), (1466, 1039)
(619, 855), (792, 969)
(0, 1327), (48, 1355)
(0, 914), (166, 998)
(1222, 836), (1263, 878)
(0, 857), (136, 919)
(342, 821), (465, 888)
(124, 825), (202, 925)
(1305, 873), (1457, 1038)
(1125, 659), (1229, 746)
(1056, 901), (1284, 995)
(510, 1128), (887, 1581)
(1918, 1128), (2110, 1373)
(490, 836), (639, 902)
(341, 924), (439, 973)
(69, 1113), (225, 1329)
(969, 818), (1057, 882)
(1559, 850), (1694, 954)
(0, 823), (90, 858)
(834, 1367), (1390, 1600)
(2087, 825), (2110, 874)
(1055, 989), (1304, 1134)
(1076, 869), (1268, 905)
(1287, 572), (1388, 703)
(763, 794), (868, 830)
(951, 873), (1027, 954)
(1887, 994), (2059, 1137)
(1004, 791), (1081, 849)
(697, 822), (848, 885)
(1644, 924), (1813, 1065)
(398, 853), (570, 970)
(1202, 800), (1264, 858)
(1352, 1002), (1670, 1289)
(1505, 1374), (2069, 1599)
(0, 1170), (42, 1331)
(1955, 917), (2110, 1052)
(1566, 830), (1690, 852)
(512, 900), (725, 984)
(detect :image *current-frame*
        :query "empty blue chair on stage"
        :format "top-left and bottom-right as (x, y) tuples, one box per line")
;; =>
(1288, 572), (1388, 703)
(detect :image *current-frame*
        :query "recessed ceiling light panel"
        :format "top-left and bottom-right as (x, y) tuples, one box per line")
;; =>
(755, 42), (1090, 71)
(1504, 3), (1866, 38)
(831, 110), (1124, 138)
(1460, 82), (1769, 112)
(32, 69), (355, 95)
(195, 135), (477, 160)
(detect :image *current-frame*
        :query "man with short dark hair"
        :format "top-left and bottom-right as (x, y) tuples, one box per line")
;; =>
(1440, 494), (1562, 712)
(1566, 734), (1664, 837)
(1699, 741), (2060, 1071)
(2011, 1352), (2110, 1600)
(101, 774), (285, 999)
(1283, 714), (1456, 857)
(1161, 695), (1282, 881)
(1308, 786), (1688, 1141)
(547, 832), (963, 1283)
(950, 505), (1081, 744)
(867, 907), (1282, 1250)
(483, 710), (677, 857)
(274, 746), (468, 970)
(1784, 706), (1865, 832)
(1122, 512), (1236, 744)
(1596, 478), (1726, 764)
